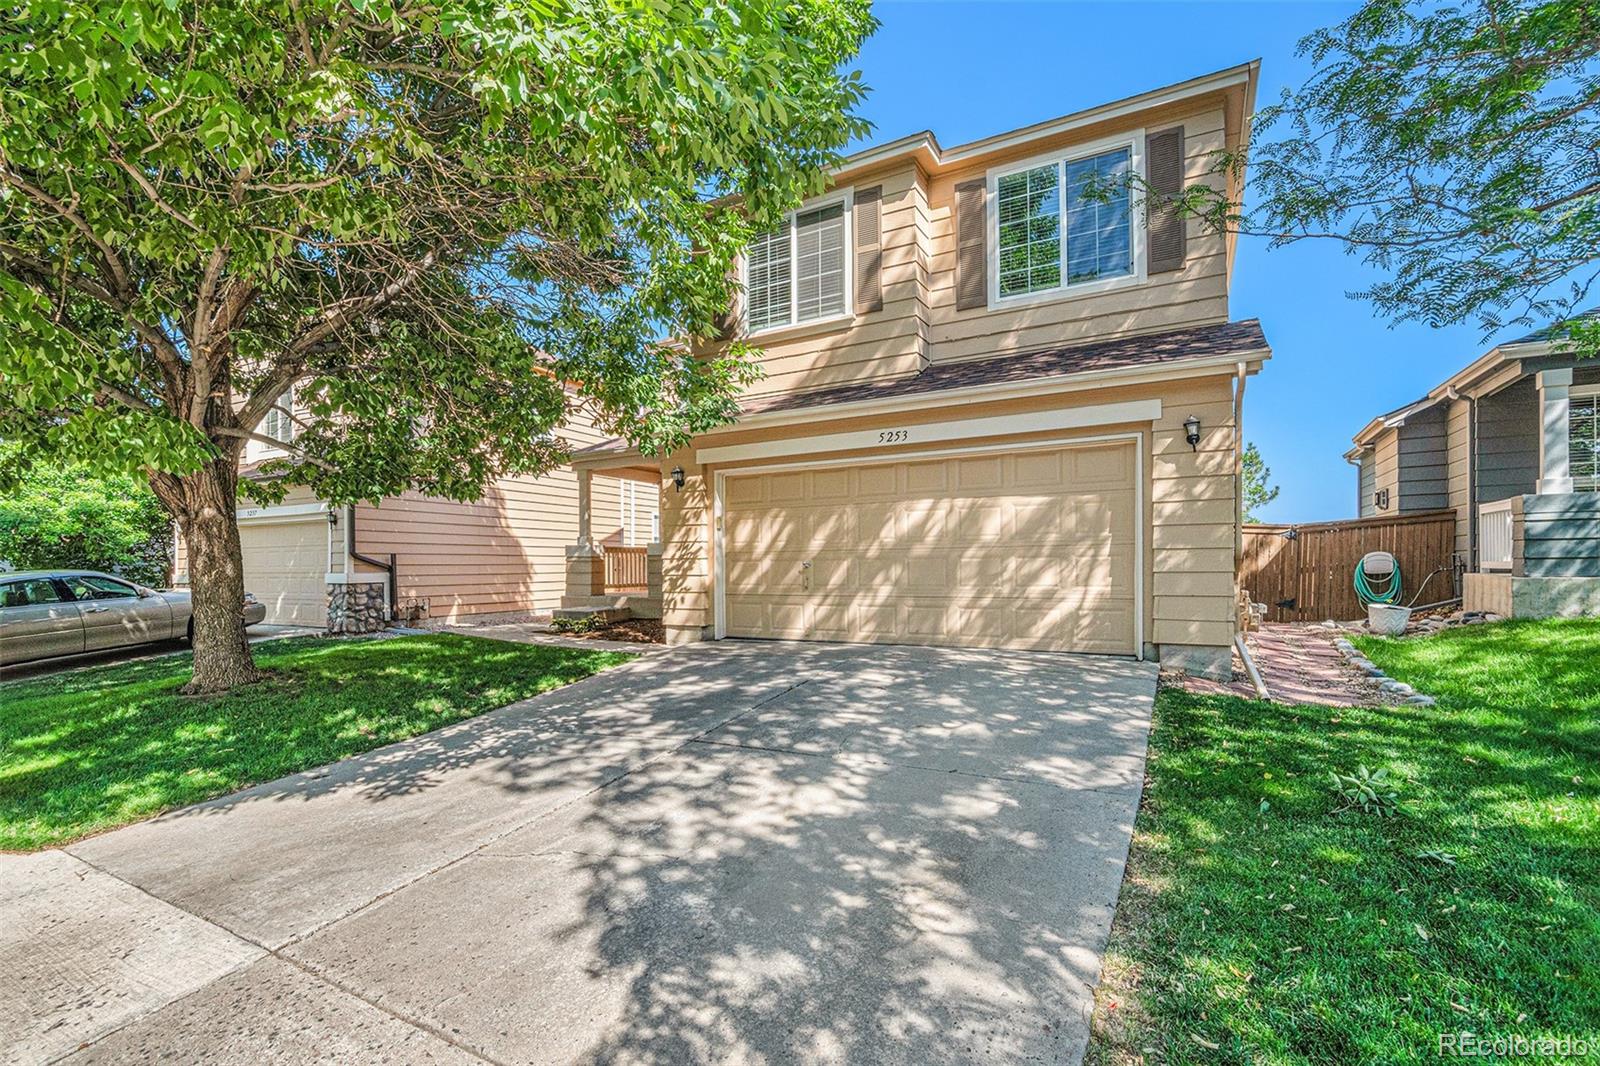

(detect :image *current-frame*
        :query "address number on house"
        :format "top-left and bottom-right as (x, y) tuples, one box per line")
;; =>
(877, 429), (911, 444)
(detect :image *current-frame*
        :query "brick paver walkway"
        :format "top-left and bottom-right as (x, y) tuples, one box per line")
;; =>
(1182, 623), (1383, 707)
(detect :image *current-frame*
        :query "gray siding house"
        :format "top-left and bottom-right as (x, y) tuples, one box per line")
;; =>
(1345, 319), (1600, 618)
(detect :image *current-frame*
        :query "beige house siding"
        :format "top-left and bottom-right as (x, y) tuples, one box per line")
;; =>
(1372, 428), (1400, 516)
(1445, 397), (1472, 559)
(739, 164), (929, 400)
(350, 416), (640, 620)
(657, 373), (1238, 659)
(924, 108), (1231, 364)
(201, 411), (652, 624)
(724, 98), (1243, 402)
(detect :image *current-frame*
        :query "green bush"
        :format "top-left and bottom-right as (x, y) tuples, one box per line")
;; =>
(0, 460), (171, 587)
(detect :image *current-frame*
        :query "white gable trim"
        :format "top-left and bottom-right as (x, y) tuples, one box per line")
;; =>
(696, 398), (1161, 465)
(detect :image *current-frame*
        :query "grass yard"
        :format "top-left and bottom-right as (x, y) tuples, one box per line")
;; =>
(0, 634), (631, 851)
(1089, 620), (1600, 1064)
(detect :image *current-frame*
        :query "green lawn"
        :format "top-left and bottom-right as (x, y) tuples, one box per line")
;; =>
(1089, 620), (1600, 1065)
(0, 634), (631, 851)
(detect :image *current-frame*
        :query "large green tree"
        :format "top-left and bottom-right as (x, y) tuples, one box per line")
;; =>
(1178, 0), (1600, 349)
(0, 0), (873, 691)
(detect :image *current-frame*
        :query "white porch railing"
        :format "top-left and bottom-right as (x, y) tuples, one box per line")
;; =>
(1478, 497), (1517, 571)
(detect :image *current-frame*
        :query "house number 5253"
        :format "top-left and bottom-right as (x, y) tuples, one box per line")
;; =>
(877, 429), (909, 444)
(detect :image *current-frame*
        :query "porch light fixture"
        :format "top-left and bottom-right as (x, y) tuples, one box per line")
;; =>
(670, 466), (686, 492)
(1183, 415), (1201, 451)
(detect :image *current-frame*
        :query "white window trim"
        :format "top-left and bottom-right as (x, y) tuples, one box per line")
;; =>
(986, 129), (1147, 311)
(247, 385), (296, 463)
(741, 187), (855, 338)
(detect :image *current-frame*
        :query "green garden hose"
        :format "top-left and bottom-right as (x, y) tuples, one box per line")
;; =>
(1354, 557), (1403, 606)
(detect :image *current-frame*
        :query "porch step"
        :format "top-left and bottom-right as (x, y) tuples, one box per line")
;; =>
(552, 606), (632, 624)
(559, 593), (661, 620)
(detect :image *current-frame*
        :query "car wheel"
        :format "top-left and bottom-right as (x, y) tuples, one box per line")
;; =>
(186, 618), (194, 643)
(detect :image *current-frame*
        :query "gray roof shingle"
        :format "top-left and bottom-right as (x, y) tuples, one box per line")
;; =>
(742, 319), (1268, 416)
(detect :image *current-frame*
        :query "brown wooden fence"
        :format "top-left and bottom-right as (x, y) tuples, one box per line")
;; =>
(603, 546), (649, 591)
(1240, 510), (1459, 623)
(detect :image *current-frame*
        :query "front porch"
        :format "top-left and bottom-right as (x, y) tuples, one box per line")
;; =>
(1467, 492), (1600, 617)
(1464, 365), (1600, 617)
(561, 456), (664, 621)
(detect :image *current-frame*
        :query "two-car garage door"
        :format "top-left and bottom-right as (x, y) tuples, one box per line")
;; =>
(720, 440), (1137, 655)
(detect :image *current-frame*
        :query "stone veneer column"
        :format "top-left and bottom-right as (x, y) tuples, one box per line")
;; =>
(326, 580), (388, 634)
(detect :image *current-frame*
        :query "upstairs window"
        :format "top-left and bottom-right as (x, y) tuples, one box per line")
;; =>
(261, 387), (295, 444)
(993, 142), (1137, 301)
(744, 194), (852, 334)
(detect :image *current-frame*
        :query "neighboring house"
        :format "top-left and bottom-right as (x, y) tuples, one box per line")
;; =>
(1344, 315), (1600, 618)
(569, 62), (1272, 679)
(175, 387), (658, 631)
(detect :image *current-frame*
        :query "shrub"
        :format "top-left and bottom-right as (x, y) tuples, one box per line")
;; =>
(0, 459), (171, 587)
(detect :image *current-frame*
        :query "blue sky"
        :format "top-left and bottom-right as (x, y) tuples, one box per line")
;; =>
(847, 0), (1528, 523)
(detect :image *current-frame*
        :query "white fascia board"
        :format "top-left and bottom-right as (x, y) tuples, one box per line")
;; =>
(719, 349), (1267, 435)
(697, 399), (1161, 465)
(828, 64), (1253, 181)
(236, 501), (328, 523)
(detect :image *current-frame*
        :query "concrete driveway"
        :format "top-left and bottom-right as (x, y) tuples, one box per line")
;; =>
(2, 641), (1157, 1065)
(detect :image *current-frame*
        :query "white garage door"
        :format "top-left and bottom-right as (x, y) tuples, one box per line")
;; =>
(720, 440), (1138, 655)
(239, 518), (328, 627)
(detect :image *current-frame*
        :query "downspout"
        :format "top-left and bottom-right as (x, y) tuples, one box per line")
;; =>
(1233, 361), (1248, 567)
(345, 504), (398, 621)
(1466, 395), (1477, 575)
(1233, 361), (1248, 635)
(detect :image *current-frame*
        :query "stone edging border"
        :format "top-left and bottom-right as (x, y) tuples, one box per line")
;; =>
(1332, 638), (1437, 707)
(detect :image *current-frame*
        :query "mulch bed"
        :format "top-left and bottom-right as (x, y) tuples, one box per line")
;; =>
(562, 618), (664, 644)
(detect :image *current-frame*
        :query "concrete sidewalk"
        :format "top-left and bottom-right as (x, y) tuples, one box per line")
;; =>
(2, 641), (1157, 1065)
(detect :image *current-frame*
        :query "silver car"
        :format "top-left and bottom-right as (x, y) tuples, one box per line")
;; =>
(0, 570), (268, 668)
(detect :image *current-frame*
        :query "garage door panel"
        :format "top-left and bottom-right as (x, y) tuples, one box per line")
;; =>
(238, 518), (328, 628)
(722, 441), (1137, 655)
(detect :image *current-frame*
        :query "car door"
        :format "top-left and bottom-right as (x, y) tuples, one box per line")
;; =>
(0, 578), (85, 666)
(60, 575), (174, 651)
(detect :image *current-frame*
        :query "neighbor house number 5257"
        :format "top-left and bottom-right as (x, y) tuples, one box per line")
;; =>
(877, 429), (909, 444)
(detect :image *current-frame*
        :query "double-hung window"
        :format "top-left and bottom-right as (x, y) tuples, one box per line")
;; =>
(744, 194), (852, 334)
(261, 387), (295, 444)
(993, 140), (1138, 302)
(1571, 386), (1600, 492)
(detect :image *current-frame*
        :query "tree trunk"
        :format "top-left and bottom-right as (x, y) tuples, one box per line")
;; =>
(171, 458), (261, 693)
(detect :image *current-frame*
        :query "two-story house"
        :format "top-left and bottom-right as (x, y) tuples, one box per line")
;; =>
(569, 62), (1272, 679)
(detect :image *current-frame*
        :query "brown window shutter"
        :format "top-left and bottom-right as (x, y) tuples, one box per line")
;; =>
(954, 178), (987, 310)
(853, 185), (883, 313)
(1146, 125), (1186, 274)
(713, 262), (743, 340)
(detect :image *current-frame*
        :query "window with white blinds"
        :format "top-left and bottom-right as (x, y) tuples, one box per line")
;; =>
(992, 140), (1138, 302)
(261, 387), (295, 443)
(744, 194), (852, 333)
(1572, 391), (1599, 491)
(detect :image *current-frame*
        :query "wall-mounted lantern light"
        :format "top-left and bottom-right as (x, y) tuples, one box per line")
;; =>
(1374, 488), (1390, 511)
(670, 466), (686, 492)
(1183, 415), (1201, 451)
